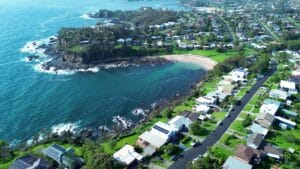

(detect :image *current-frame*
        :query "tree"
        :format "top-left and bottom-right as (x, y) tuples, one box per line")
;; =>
(82, 140), (123, 169)
(242, 115), (252, 127)
(190, 121), (208, 136)
(163, 144), (181, 156)
(187, 155), (221, 169)
(0, 140), (14, 163)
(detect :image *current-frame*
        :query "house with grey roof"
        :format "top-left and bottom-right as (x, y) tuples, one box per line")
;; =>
(247, 133), (264, 149)
(250, 123), (269, 136)
(262, 144), (283, 160)
(255, 112), (275, 128)
(41, 144), (82, 169)
(9, 154), (52, 169)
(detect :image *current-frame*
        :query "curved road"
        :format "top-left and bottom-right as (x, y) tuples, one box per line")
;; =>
(169, 63), (277, 169)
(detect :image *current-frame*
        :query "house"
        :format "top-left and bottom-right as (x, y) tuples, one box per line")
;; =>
(198, 114), (212, 121)
(195, 96), (217, 105)
(228, 68), (249, 82)
(255, 112), (274, 128)
(250, 123), (269, 136)
(41, 144), (82, 169)
(262, 144), (283, 160)
(291, 70), (300, 84)
(274, 116), (296, 129)
(282, 109), (298, 117)
(137, 122), (176, 154)
(193, 104), (211, 114)
(217, 81), (236, 98)
(280, 80), (298, 95)
(113, 145), (143, 165)
(247, 133), (264, 149)
(9, 154), (52, 169)
(234, 144), (261, 165)
(260, 99), (281, 116)
(188, 113), (200, 122)
(79, 40), (90, 45)
(117, 38), (125, 43)
(168, 116), (192, 131)
(269, 89), (288, 100)
(255, 99), (281, 128)
(222, 156), (252, 169)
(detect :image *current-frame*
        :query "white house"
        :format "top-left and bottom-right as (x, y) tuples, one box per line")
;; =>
(168, 116), (192, 131)
(275, 116), (296, 129)
(280, 80), (298, 95)
(113, 145), (143, 165)
(193, 104), (211, 114)
(259, 99), (281, 116)
(195, 96), (217, 105)
(227, 68), (249, 82)
(137, 122), (176, 151)
(269, 89), (288, 100)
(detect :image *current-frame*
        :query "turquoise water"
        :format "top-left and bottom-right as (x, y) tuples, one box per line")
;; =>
(0, 0), (203, 142)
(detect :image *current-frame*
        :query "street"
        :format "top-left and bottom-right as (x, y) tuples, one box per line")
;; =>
(169, 63), (277, 169)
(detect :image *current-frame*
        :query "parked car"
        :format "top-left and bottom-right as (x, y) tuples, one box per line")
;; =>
(191, 141), (201, 147)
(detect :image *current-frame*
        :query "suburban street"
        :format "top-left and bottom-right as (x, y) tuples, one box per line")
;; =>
(169, 62), (277, 169)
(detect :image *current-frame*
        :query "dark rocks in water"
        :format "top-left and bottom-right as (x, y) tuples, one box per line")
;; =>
(49, 37), (57, 43)
(38, 44), (47, 49)
(27, 55), (39, 61)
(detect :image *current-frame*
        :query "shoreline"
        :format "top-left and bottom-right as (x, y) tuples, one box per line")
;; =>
(160, 54), (217, 70)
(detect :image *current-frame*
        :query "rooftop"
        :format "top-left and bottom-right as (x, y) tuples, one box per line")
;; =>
(235, 144), (261, 164)
(247, 133), (264, 148)
(168, 115), (191, 130)
(113, 145), (143, 165)
(280, 80), (296, 90)
(9, 154), (52, 169)
(139, 131), (167, 148)
(222, 156), (252, 169)
(250, 123), (269, 136)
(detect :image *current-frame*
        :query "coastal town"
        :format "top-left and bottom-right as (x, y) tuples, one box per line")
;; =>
(1, 0), (300, 169)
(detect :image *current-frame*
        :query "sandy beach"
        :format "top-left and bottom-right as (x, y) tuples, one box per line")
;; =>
(160, 54), (217, 70)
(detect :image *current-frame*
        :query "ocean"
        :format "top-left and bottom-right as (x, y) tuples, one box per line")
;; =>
(0, 0), (204, 143)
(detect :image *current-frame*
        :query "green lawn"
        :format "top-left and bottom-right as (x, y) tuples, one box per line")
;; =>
(210, 144), (233, 159)
(239, 112), (250, 119)
(173, 49), (238, 62)
(67, 45), (83, 53)
(236, 84), (252, 98)
(266, 126), (300, 151)
(219, 134), (246, 149)
(200, 77), (220, 94)
(173, 100), (195, 114)
(203, 121), (217, 132)
(212, 112), (227, 122)
(230, 120), (248, 135)
(181, 136), (193, 148)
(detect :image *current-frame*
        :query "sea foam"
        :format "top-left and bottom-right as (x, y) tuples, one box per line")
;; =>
(51, 122), (80, 136)
(80, 13), (93, 20)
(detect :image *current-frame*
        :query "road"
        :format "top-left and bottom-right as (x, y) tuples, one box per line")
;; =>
(169, 63), (277, 169)
(216, 14), (238, 43)
(252, 14), (281, 42)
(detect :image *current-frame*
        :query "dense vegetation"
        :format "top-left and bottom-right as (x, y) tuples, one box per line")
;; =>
(92, 8), (181, 27)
